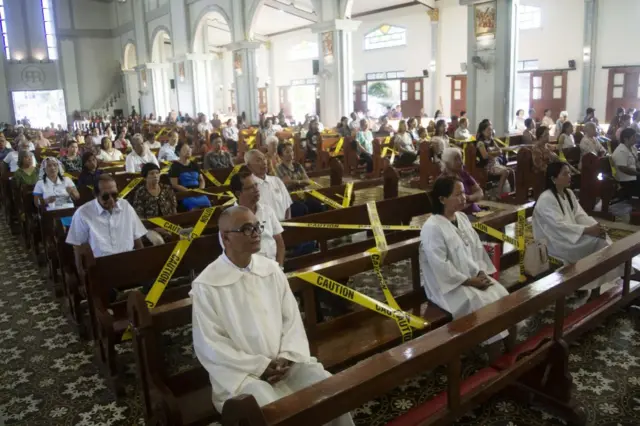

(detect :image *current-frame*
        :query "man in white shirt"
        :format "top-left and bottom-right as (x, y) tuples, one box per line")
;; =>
(90, 127), (102, 146)
(222, 120), (239, 142)
(3, 139), (36, 172)
(66, 174), (147, 271)
(613, 128), (640, 198)
(157, 132), (180, 162)
(230, 169), (284, 265)
(126, 134), (159, 173)
(244, 149), (292, 220)
(191, 206), (354, 426)
(348, 112), (359, 131)
(579, 122), (606, 169)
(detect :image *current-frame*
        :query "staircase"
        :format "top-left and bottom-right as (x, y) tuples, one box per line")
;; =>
(90, 75), (128, 117)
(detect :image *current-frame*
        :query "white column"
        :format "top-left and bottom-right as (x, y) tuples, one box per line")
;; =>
(168, 0), (196, 116)
(136, 65), (155, 116)
(581, 0), (597, 116)
(267, 41), (278, 114)
(429, 9), (439, 116)
(463, 0), (518, 135)
(311, 19), (361, 127)
(228, 41), (261, 124)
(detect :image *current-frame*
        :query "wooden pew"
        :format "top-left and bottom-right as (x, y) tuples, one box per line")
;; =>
(221, 233), (640, 426)
(127, 204), (538, 425)
(579, 153), (618, 219)
(414, 142), (441, 190)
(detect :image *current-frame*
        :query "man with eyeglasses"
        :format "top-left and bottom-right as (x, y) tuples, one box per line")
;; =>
(66, 174), (147, 271)
(191, 206), (354, 426)
(229, 168), (284, 266)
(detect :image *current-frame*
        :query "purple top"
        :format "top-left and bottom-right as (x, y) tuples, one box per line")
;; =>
(460, 170), (481, 213)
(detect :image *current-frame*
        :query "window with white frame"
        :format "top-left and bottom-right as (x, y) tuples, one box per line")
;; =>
(517, 59), (539, 71)
(0, 0), (9, 60)
(365, 71), (405, 80)
(288, 41), (318, 61)
(364, 25), (406, 51)
(519, 5), (541, 30)
(41, 0), (57, 60)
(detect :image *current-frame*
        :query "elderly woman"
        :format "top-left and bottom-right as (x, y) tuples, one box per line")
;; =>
(264, 135), (281, 175)
(440, 147), (484, 214)
(276, 142), (325, 216)
(132, 162), (177, 218)
(419, 176), (511, 351)
(77, 151), (102, 188)
(555, 111), (569, 137)
(169, 140), (211, 211)
(60, 141), (83, 173)
(454, 117), (472, 141)
(222, 118), (239, 155)
(394, 119), (417, 167)
(113, 127), (130, 150)
(97, 136), (124, 163)
(126, 134), (159, 173)
(579, 122), (606, 168)
(541, 109), (555, 130)
(355, 119), (374, 173)
(33, 157), (80, 208)
(4, 139), (36, 172)
(158, 131), (180, 162)
(476, 120), (513, 197)
(13, 151), (39, 188)
(203, 135), (234, 169)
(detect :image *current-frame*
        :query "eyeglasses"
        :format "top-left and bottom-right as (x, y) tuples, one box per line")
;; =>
(100, 192), (119, 202)
(226, 222), (264, 237)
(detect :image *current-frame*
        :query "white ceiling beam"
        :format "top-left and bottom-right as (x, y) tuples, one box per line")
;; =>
(264, 0), (318, 22)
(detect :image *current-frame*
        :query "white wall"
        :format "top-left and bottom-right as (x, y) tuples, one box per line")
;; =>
(72, 0), (115, 30)
(270, 29), (316, 87)
(75, 38), (120, 110)
(593, 0), (640, 121)
(438, 0), (468, 117)
(115, 0), (133, 26)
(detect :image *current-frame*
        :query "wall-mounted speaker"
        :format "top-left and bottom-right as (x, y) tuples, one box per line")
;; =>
(568, 60), (576, 69)
(422, 69), (429, 78)
(312, 60), (320, 76)
(170, 79), (175, 89)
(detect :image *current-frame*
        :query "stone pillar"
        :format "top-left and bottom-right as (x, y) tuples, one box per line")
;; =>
(168, 0), (196, 116)
(463, 0), (518, 135)
(122, 70), (139, 114)
(228, 41), (261, 125)
(267, 40), (279, 114)
(135, 64), (155, 116)
(580, 0), (597, 116)
(429, 8), (439, 116)
(311, 19), (361, 127)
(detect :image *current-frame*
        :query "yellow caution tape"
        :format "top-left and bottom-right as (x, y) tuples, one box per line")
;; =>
(494, 137), (509, 148)
(280, 222), (420, 231)
(224, 164), (244, 185)
(288, 270), (427, 332)
(203, 170), (223, 186)
(155, 128), (166, 139)
(189, 188), (233, 198)
(342, 182), (353, 208)
(471, 221), (519, 247)
(246, 136), (256, 149)
(331, 138), (344, 157)
(366, 201), (388, 253)
(307, 190), (343, 210)
(517, 208), (526, 282)
(558, 150), (567, 162)
(63, 173), (77, 181)
(606, 140), (617, 178)
(147, 217), (184, 236)
(118, 177), (143, 199)
(121, 207), (216, 341)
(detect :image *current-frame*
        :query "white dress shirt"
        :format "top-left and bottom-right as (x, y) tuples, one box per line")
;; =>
(254, 174), (292, 220)
(158, 143), (179, 162)
(125, 150), (159, 173)
(4, 151), (36, 172)
(66, 199), (147, 258)
(222, 126), (239, 142)
(254, 202), (283, 261)
(612, 143), (639, 182)
(34, 176), (76, 208)
(97, 149), (124, 163)
(91, 135), (102, 146)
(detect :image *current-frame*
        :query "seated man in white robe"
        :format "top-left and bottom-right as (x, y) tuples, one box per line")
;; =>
(532, 161), (624, 297)
(191, 206), (354, 426)
(419, 176), (512, 350)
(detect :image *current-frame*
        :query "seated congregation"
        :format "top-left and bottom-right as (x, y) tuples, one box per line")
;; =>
(2, 105), (640, 426)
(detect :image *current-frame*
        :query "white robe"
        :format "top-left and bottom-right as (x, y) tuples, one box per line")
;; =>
(532, 189), (623, 290)
(419, 213), (510, 344)
(191, 253), (354, 426)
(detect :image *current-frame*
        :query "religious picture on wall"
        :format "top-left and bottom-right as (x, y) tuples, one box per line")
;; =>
(322, 31), (334, 65)
(234, 52), (243, 76)
(141, 69), (147, 88)
(474, 1), (496, 38)
(178, 63), (185, 82)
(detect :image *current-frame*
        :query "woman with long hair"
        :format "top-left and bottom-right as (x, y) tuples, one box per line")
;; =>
(475, 120), (513, 197)
(393, 119), (417, 167)
(532, 162), (622, 297)
(77, 151), (102, 188)
(431, 119), (449, 159)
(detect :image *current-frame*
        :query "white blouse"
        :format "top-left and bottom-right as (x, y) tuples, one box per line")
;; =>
(97, 149), (124, 163)
(34, 176), (76, 208)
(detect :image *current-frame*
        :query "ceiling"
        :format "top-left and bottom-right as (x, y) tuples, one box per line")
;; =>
(351, 0), (418, 16)
(206, 17), (232, 47)
(253, 3), (315, 36)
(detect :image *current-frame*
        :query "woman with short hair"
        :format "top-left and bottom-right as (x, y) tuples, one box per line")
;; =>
(264, 135), (281, 175)
(393, 119), (417, 167)
(97, 136), (124, 163)
(13, 150), (39, 188)
(60, 141), (83, 173)
(132, 162), (177, 218)
(169, 140), (211, 211)
(77, 152), (102, 188)
(355, 119), (374, 173)
(440, 147), (483, 214)
(203, 135), (234, 170)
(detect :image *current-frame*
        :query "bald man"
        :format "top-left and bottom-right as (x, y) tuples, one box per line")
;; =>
(244, 149), (292, 220)
(191, 206), (354, 426)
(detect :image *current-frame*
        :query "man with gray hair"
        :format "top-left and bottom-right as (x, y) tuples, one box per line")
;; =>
(244, 149), (292, 220)
(579, 122), (606, 170)
(3, 138), (33, 172)
(125, 133), (159, 173)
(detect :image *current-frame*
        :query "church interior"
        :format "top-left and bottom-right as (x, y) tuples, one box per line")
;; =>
(1, 0), (640, 425)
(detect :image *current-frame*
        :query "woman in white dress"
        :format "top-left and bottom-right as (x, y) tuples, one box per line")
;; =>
(514, 109), (526, 132)
(419, 176), (511, 348)
(532, 162), (623, 297)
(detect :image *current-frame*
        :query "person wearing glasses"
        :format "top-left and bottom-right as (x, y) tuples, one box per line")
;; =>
(190, 205), (355, 426)
(229, 168), (284, 266)
(66, 174), (147, 271)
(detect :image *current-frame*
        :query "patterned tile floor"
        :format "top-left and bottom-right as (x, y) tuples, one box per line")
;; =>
(1, 210), (640, 425)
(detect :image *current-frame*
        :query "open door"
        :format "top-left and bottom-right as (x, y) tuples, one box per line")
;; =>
(529, 71), (567, 121)
(400, 78), (423, 118)
(278, 86), (292, 117)
(258, 88), (268, 114)
(606, 67), (640, 121)
(354, 81), (368, 113)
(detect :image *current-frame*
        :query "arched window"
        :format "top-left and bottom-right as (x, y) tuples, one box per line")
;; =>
(364, 25), (406, 51)
(288, 40), (318, 61)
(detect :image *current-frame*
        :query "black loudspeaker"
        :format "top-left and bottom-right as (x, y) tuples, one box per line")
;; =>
(569, 60), (576, 69)
(170, 79), (175, 89)
(312, 60), (320, 75)
(423, 69), (429, 78)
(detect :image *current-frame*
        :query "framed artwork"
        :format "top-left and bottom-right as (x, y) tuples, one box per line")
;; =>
(233, 52), (243, 76)
(475, 1), (496, 38)
(141, 69), (147, 87)
(178, 63), (185, 82)
(322, 31), (334, 65)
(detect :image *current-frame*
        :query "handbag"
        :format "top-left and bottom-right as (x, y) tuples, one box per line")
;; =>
(524, 240), (550, 277)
